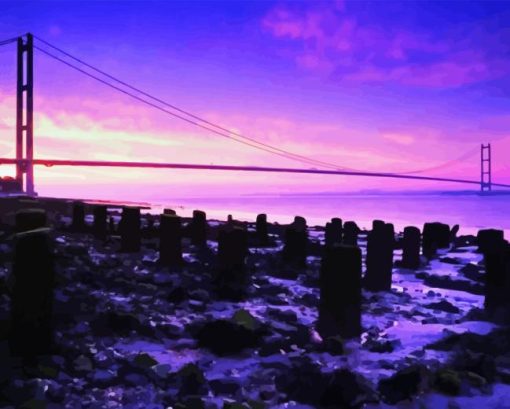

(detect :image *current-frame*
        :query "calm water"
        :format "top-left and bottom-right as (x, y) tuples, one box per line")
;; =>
(149, 194), (510, 236)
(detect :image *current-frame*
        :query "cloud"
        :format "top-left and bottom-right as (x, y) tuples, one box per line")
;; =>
(381, 132), (415, 146)
(262, 4), (510, 88)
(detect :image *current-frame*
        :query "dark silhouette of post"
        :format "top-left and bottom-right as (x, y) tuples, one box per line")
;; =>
(120, 206), (141, 252)
(483, 238), (510, 322)
(159, 213), (182, 267)
(477, 229), (504, 254)
(342, 221), (359, 246)
(422, 222), (450, 258)
(71, 202), (86, 232)
(9, 228), (54, 357)
(401, 226), (421, 269)
(93, 205), (108, 239)
(364, 222), (394, 291)
(282, 216), (308, 267)
(318, 244), (362, 339)
(190, 210), (207, 247)
(325, 218), (342, 247)
(256, 213), (268, 245)
(215, 226), (248, 299)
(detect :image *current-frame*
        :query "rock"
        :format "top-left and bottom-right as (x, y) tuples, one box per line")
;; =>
(232, 309), (260, 331)
(176, 363), (207, 396)
(91, 369), (117, 387)
(124, 372), (149, 387)
(73, 355), (93, 372)
(90, 311), (154, 337)
(209, 378), (242, 395)
(424, 300), (460, 314)
(433, 369), (461, 396)
(133, 352), (158, 369)
(378, 365), (427, 404)
(195, 318), (263, 355)
(274, 357), (376, 407)
(459, 263), (484, 282)
(419, 274), (484, 295)
(363, 338), (400, 353)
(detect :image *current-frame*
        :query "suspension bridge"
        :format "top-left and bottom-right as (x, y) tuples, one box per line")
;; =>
(1, 33), (508, 196)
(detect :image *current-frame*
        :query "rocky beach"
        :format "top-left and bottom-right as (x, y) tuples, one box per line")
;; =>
(0, 196), (510, 409)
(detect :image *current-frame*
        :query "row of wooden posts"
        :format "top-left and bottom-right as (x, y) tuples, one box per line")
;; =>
(7, 203), (510, 356)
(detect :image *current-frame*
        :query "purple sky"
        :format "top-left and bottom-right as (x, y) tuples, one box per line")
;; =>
(0, 1), (509, 198)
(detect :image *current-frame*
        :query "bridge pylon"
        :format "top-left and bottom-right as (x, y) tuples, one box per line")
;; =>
(16, 33), (35, 196)
(481, 143), (492, 192)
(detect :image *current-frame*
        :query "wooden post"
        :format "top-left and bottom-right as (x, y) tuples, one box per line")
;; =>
(256, 213), (268, 245)
(423, 222), (450, 258)
(93, 205), (107, 240)
(364, 222), (394, 291)
(325, 218), (342, 247)
(215, 226), (248, 298)
(9, 228), (54, 356)
(120, 206), (141, 252)
(318, 244), (362, 339)
(71, 202), (86, 232)
(342, 221), (359, 246)
(190, 210), (207, 247)
(401, 226), (421, 269)
(477, 229), (504, 254)
(282, 216), (307, 267)
(484, 239), (510, 322)
(159, 213), (182, 267)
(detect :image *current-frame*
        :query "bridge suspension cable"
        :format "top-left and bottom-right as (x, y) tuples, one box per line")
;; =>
(33, 38), (353, 171)
(22, 34), (486, 180)
(33, 35), (478, 177)
(0, 36), (20, 47)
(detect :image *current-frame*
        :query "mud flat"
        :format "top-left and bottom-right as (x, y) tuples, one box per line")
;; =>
(0, 196), (509, 408)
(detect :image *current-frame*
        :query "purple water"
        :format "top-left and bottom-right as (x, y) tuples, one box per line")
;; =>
(148, 194), (510, 236)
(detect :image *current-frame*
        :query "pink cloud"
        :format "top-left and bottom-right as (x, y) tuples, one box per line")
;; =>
(262, 4), (510, 88)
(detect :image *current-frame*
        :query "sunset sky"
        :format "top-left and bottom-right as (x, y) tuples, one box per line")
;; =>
(0, 0), (509, 200)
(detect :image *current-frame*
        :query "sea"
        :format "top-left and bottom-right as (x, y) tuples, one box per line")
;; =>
(146, 192), (510, 236)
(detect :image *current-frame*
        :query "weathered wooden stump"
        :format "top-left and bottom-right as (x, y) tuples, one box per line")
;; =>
(9, 228), (55, 357)
(401, 226), (421, 269)
(256, 213), (268, 245)
(215, 226), (248, 299)
(282, 217), (308, 267)
(159, 213), (182, 267)
(120, 206), (141, 252)
(108, 216), (116, 234)
(325, 218), (342, 247)
(364, 222), (394, 291)
(372, 219), (385, 232)
(342, 221), (359, 246)
(93, 205), (107, 240)
(15, 209), (46, 232)
(190, 210), (207, 247)
(477, 229), (504, 254)
(71, 202), (86, 232)
(484, 238), (510, 323)
(318, 244), (362, 339)
(422, 222), (451, 258)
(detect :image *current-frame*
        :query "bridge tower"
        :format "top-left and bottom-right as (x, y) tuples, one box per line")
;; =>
(480, 143), (491, 192)
(16, 33), (35, 196)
